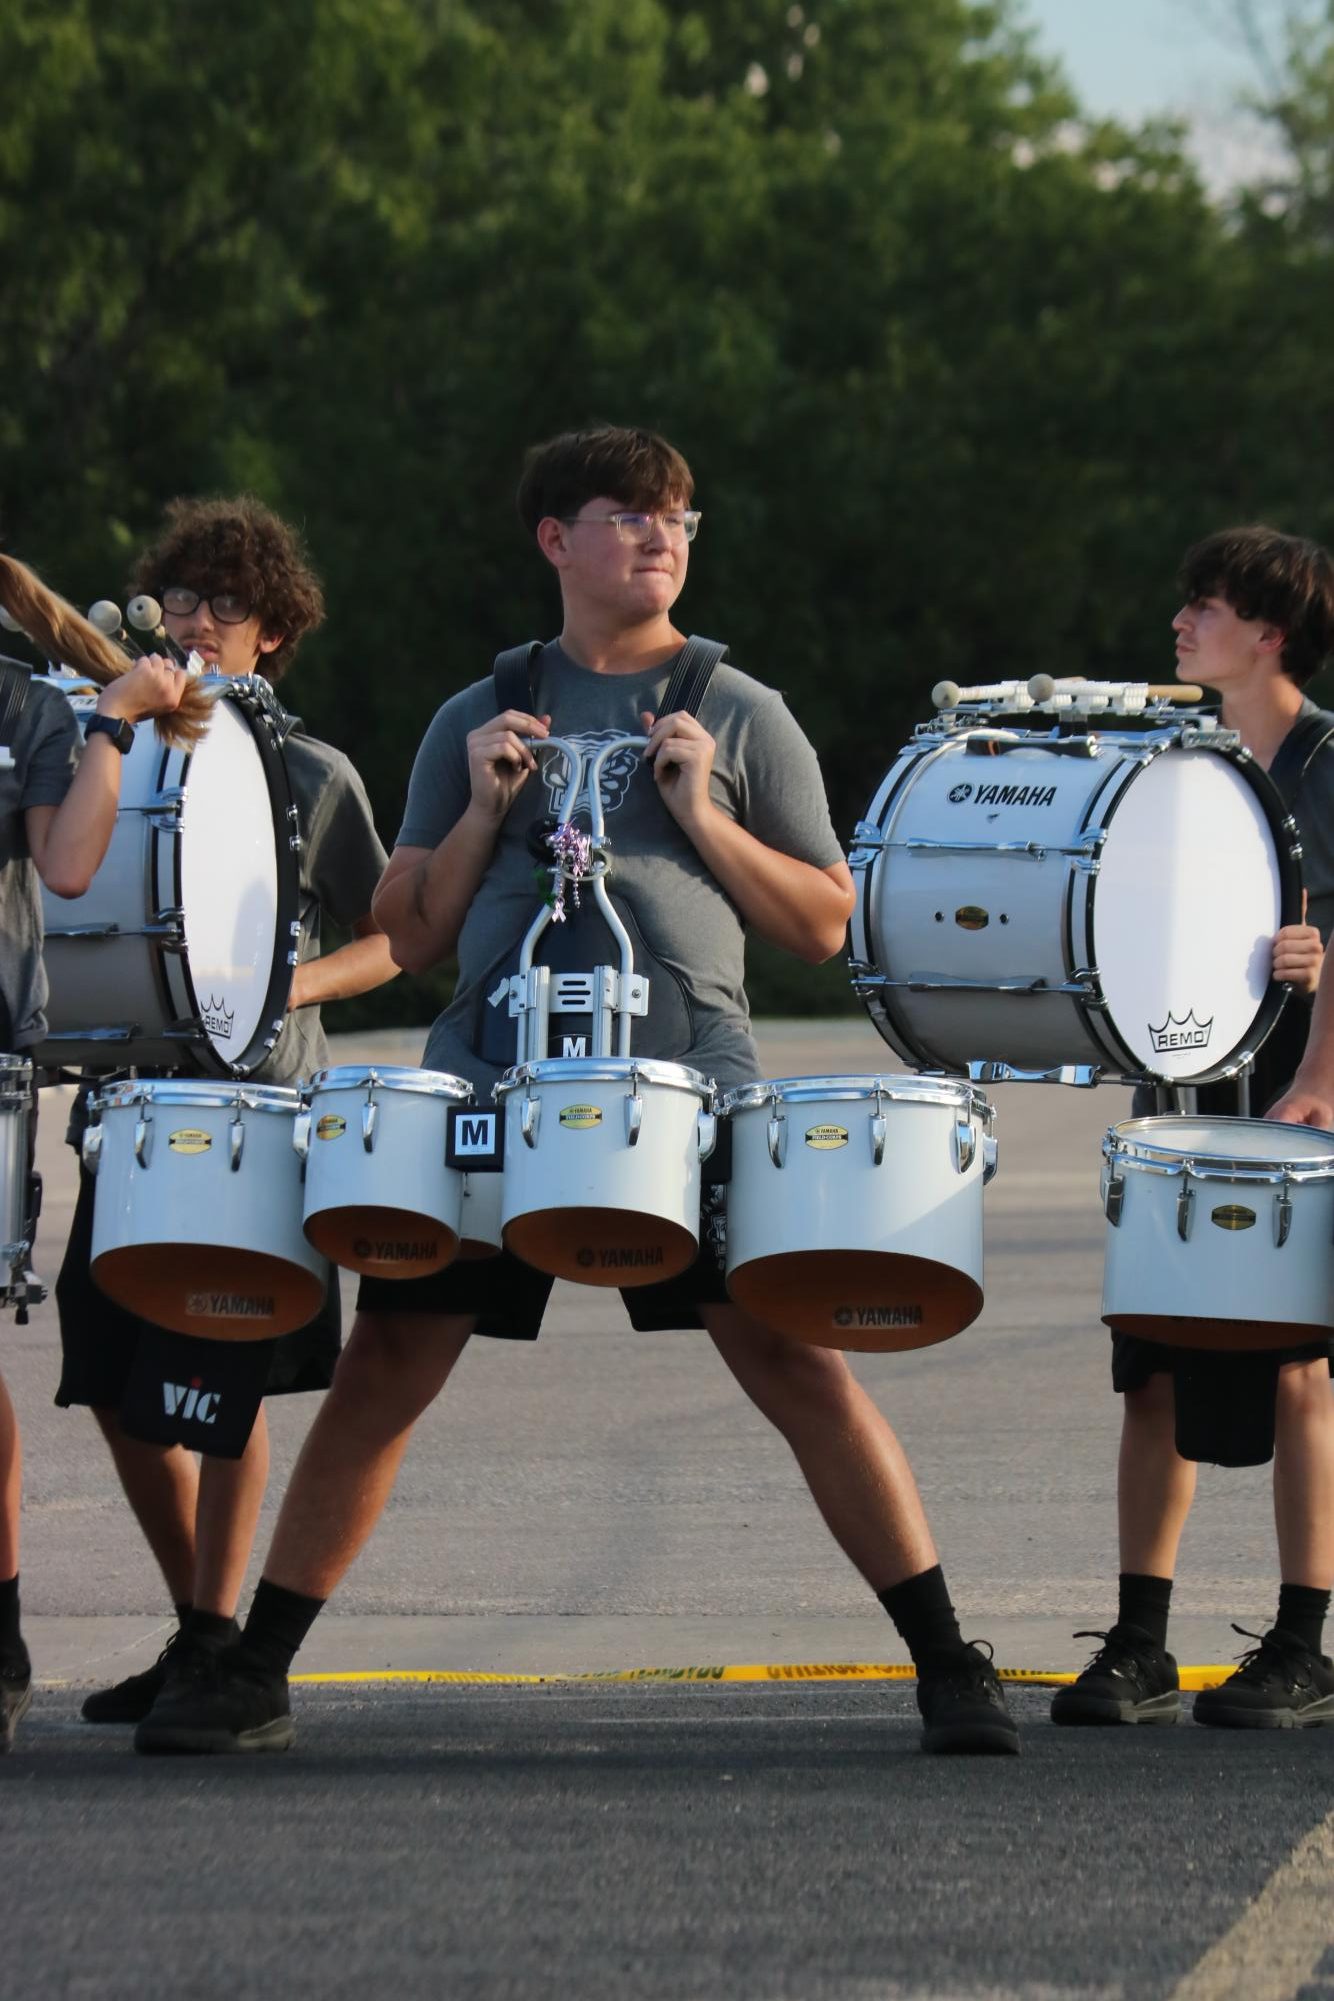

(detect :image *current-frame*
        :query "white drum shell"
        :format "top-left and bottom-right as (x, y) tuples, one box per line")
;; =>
(300, 1067), (472, 1277)
(722, 1076), (990, 1350)
(496, 1058), (712, 1286)
(87, 1082), (325, 1338)
(1101, 1116), (1334, 1350)
(851, 733), (1290, 1084)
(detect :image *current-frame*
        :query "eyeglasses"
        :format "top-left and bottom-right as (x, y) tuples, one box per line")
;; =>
(561, 510), (701, 545)
(161, 586), (252, 624)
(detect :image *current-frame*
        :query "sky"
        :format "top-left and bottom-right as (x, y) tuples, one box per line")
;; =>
(1015, 0), (1294, 189)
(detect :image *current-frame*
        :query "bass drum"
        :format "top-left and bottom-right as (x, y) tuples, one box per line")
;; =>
(35, 674), (300, 1076)
(849, 725), (1301, 1086)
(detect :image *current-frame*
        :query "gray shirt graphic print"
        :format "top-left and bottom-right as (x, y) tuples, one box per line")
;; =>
(398, 644), (846, 1101)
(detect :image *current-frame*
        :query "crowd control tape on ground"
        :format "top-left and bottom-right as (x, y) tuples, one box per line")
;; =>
(292, 1662), (1232, 1690)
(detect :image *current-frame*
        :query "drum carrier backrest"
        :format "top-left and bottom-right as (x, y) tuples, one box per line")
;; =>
(492, 636), (728, 721)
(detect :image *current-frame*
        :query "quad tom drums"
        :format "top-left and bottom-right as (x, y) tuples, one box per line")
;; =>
(298, 1065), (473, 1278)
(495, 1058), (716, 1285)
(1101, 1116), (1334, 1352)
(721, 1074), (995, 1351)
(36, 674), (300, 1076)
(849, 724), (1300, 1086)
(83, 1079), (327, 1339)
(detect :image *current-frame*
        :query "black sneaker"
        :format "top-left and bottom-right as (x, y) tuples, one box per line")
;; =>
(134, 1645), (293, 1756)
(1050, 1626), (1181, 1726)
(1193, 1625), (1334, 1730)
(916, 1641), (1020, 1755)
(80, 1620), (238, 1725)
(1, 1668), (32, 1753)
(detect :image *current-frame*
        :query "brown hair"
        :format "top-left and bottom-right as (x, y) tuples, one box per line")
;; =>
(0, 555), (211, 747)
(516, 426), (694, 536)
(1179, 526), (1334, 686)
(130, 495), (326, 683)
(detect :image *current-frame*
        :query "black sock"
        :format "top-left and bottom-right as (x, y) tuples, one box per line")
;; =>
(1276, 1583), (1330, 1655)
(0, 1573), (27, 1677)
(878, 1564), (965, 1666)
(1117, 1573), (1173, 1651)
(240, 1578), (326, 1678)
(185, 1608), (239, 1648)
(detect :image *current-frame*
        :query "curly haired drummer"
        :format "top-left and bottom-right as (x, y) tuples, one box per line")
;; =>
(52, 497), (400, 1731)
(1054, 524), (1334, 1733)
(133, 425), (1019, 1759)
(0, 580), (190, 1751)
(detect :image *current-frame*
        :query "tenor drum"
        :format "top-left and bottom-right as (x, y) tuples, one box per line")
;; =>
(299, 1066), (473, 1278)
(1101, 1116), (1334, 1351)
(495, 1058), (715, 1286)
(36, 674), (300, 1075)
(0, 1056), (35, 1305)
(721, 1075), (995, 1351)
(849, 726), (1300, 1085)
(84, 1080), (326, 1339)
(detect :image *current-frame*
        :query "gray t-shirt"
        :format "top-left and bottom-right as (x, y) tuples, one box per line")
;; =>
(0, 675), (81, 1047)
(400, 644), (845, 1098)
(251, 729), (389, 1088)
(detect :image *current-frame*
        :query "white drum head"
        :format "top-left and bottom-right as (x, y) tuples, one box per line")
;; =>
(1094, 751), (1281, 1080)
(179, 696), (281, 1065)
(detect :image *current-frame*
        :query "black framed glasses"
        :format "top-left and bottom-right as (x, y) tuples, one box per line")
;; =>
(161, 586), (253, 624)
(561, 510), (701, 545)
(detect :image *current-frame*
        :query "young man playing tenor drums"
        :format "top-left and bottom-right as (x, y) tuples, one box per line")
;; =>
(0, 584), (189, 1750)
(54, 497), (399, 1732)
(136, 424), (1019, 1758)
(1054, 526), (1334, 1732)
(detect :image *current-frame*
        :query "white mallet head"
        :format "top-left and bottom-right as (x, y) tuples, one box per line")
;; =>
(87, 599), (123, 635)
(932, 680), (962, 709)
(1027, 673), (1057, 702)
(126, 595), (163, 632)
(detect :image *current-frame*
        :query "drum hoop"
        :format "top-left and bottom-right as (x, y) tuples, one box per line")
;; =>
(496, 1057), (711, 1098)
(164, 678), (302, 1078)
(91, 1080), (300, 1116)
(1105, 1114), (1334, 1181)
(721, 1073), (991, 1119)
(304, 1065), (473, 1103)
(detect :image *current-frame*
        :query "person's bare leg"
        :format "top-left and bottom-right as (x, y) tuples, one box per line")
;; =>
(1118, 1374), (1196, 1577)
(0, 1374), (20, 1581)
(1273, 1359), (1334, 1589)
(193, 1405), (271, 1618)
(92, 1408), (198, 1605)
(264, 1310), (473, 1599)
(703, 1305), (936, 1590)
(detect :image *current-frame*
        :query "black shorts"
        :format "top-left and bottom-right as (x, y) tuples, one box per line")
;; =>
(1110, 1330), (1333, 1394)
(54, 1164), (342, 1412)
(355, 1228), (730, 1339)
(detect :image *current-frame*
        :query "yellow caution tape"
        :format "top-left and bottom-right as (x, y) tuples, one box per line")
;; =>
(292, 1661), (1233, 1690)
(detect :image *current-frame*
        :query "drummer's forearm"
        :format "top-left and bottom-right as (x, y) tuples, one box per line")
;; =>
(29, 738), (125, 898)
(289, 931), (399, 1010)
(372, 814), (498, 973)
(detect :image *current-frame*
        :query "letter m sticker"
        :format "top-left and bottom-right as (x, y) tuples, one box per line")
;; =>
(447, 1105), (504, 1172)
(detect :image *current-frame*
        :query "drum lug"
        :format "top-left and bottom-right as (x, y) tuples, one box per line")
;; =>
(229, 1116), (245, 1172)
(767, 1112), (787, 1169)
(951, 1119), (977, 1174)
(133, 1115), (152, 1168)
(288, 805), (303, 854)
(624, 1089), (643, 1147)
(81, 1123), (103, 1176)
(870, 1113), (887, 1166)
(292, 1109), (311, 1173)
(521, 1093), (541, 1148)
(1275, 1181), (1293, 1249)
(982, 1133), (999, 1185)
(1176, 1182), (1194, 1241)
(1102, 1167), (1124, 1225)
(362, 1099), (379, 1152)
(697, 1110), (718, 1164)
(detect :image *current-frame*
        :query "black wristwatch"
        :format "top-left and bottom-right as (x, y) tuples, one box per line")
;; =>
(85, 713), (135, 754)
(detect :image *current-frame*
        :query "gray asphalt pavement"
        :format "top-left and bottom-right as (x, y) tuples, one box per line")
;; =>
(6, 1019), (1331, 1999)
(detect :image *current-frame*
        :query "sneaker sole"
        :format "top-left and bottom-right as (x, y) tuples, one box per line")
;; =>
(133, 1716), (295, 1756)
(1051, 1692), (1181, 1727)
(1, 1682), (33, 1753)
(1194, 1695), (1334, 1731)
(922, 1720), (1020, 1756)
